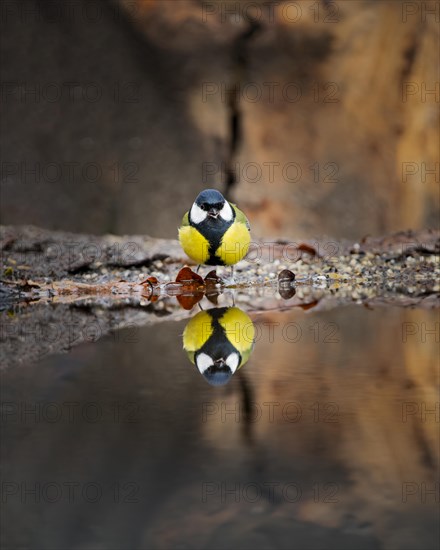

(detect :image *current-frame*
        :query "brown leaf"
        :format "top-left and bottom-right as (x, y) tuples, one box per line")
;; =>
(204, 269), (220, 282)
(140, 276), (159, 286)
(139, 276), (158, 300)
(177, 293), (203, 310)
(297, 243), (317, 256)
(298, 300), (319, 311)
(140, 286), (153, 299)
(206, 293), (219, 305)
(173, 268), (206, 309)
(176, 267), (204, 285)
(204, 270), (223, 292)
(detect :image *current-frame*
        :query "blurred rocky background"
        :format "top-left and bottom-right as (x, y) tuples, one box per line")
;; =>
(1, 0), (439, 240)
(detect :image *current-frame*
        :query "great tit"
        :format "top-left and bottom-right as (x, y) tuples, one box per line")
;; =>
(183, 306), (255, 386)
(178, 189), (251, 267)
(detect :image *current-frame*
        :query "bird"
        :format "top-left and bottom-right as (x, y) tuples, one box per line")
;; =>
(183, 306), (255, 386)
(178, 189), (251, 275)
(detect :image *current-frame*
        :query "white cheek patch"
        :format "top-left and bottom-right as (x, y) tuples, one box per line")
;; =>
(225, 352), (240, 373)
(196, 353), (214, 374)
(190, 203), (207, 224)
(219, 201), (234, 222)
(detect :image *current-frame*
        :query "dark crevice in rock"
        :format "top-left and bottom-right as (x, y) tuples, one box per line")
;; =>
(400, 31), (420, 86)
(224, 19), (262, 201)
(412, 419), (436, 471)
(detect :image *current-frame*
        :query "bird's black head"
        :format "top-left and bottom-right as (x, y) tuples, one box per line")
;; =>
(194, 344), (241, 387)
(203, 361), (234, 386)
(195, 189), (225, 212)
(190, 189), (234, 225)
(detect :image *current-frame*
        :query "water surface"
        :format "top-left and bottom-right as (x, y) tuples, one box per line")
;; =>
(1, 298), (439, 550)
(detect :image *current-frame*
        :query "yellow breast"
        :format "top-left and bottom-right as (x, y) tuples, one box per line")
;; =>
(178, 225), (210, 265)
(218, 307), (255, 367)
(216, 222), (251, 265)
(183, 310), (214, 355)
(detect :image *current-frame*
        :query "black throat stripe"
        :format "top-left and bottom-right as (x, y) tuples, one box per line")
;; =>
(190, 211), (235, 265)
(197, 308), (239, 360)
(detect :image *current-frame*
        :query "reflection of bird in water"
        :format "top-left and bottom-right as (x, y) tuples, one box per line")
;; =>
(183, 306), (255, 386)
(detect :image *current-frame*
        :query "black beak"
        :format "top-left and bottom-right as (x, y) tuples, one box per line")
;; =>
(208, 207), (219, 218)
